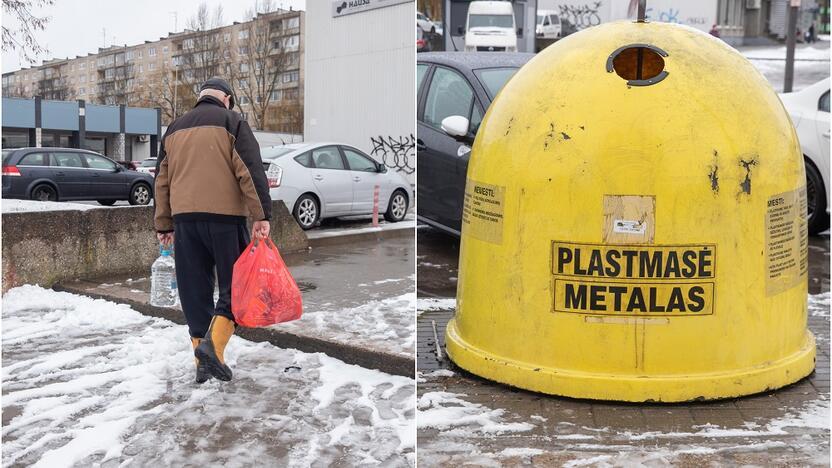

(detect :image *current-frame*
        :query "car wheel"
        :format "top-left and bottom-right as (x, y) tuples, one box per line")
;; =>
(384, 190), (408, 222)
(293, 194), (320, 230)
(98, 199), (117, 206)
(129, 183), (152, 206)
(805, 159), (829, 235)
(30, 184), (57, 202)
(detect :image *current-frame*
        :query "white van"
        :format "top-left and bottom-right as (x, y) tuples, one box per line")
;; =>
(463, 1), (518, 52)
(536, 9), (562, 39)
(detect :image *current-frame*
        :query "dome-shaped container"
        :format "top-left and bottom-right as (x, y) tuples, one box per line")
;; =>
(446, 20), (815, 402)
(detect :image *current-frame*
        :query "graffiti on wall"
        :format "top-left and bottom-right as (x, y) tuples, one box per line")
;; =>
(558, 1), (603, 30)
(626, 0), (711, 29)
(370, 135), (415, 175)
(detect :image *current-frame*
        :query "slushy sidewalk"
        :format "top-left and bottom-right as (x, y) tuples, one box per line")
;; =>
(2, 286), (416, 467)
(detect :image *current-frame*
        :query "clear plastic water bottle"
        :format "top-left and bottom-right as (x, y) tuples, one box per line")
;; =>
(150, 245), (178, 307)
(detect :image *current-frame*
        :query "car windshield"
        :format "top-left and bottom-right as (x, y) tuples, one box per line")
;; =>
(140, 159), (157, 167)
(469, 14), (513, 28)
(261, 146), (299, 160)
(537, 15), (544, 25)
(474, 67), (520, 101)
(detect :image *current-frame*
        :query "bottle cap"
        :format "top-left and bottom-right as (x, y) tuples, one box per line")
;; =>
(160, 245), (172, 256)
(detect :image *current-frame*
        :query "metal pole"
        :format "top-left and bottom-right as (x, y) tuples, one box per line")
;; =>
(784, 0), (800, 93)
(637, 0), (647, 22)
(173, 66), (178, 120)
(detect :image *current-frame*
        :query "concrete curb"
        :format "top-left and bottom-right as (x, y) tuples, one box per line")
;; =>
(308, 223), (415, 248)
(54, 281), (414, 378)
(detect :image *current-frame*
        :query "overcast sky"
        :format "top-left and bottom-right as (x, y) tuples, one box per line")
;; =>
(2, 0), (306, 73)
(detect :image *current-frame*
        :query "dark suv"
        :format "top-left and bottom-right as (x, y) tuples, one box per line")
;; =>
(2, 147), (155, 205)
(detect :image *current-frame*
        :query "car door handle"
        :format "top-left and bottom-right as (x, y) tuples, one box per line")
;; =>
(824, 130), (830, 139)
(416, 139), (426, 151)
(353, 176), (361, 182)
(55, 171), (65, 177)
(91, 173), (101, 177)
(313, 175), (324, 181)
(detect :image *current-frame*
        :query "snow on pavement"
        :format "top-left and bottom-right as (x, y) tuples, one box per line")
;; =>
(2, 286), (415, 467)
(741, 43), (830, 91)
(2, 199), (98, 213)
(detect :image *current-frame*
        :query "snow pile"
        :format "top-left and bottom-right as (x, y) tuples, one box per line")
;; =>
(809, 292), (830, 317)
(2, 285), (415, 467)
(2, 199), (97, 213)
(417, 392), (534, 434)
(278, 292), (416, 358)
(417, 297), (456, 312)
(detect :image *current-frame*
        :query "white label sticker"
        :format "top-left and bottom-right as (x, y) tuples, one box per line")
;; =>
(612, 219), (647, 235)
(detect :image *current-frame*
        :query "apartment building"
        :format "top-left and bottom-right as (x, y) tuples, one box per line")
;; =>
(2, 9), (304, 133)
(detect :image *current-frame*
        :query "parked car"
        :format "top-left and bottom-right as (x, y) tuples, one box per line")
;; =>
(2, 147), (155, 205)
(136, 157), (157, 175)
(417, 52), (533, 235)
(260, 142), (412, 230)
(780, 78), (830, 235)
(536, 9), (562, 39)
(463, 1), (518, 52)
(417, 11), (436, 34)
(417, 25), (430, 53)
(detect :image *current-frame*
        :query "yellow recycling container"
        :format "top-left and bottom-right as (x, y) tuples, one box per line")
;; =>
(446, 20), (815, 402)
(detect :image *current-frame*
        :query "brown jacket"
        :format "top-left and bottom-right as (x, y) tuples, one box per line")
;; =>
(154, 96), (271, 232)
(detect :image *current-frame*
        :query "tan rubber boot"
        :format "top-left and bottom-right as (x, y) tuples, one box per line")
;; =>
(194, 315), (236, 381)
(191, 337), (211, 384)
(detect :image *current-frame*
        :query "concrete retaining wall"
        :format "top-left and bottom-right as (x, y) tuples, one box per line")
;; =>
(2, 201), (308, 292)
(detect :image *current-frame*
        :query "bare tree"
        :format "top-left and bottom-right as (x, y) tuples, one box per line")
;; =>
(138, 62), (193, 125)
(234, 4), (301, 131)
(36, 64), (75, 100)
(2, 0), (54, 64)
(176, 2), (227, 103)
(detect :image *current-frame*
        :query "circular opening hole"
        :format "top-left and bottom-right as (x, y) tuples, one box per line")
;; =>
(612, 46), (665, 82)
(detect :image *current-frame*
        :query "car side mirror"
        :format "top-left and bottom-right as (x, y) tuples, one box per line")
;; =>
(441, 115), (470, 141)
(114, 165), (123, 172)
(517, 27), (523, 36)
(457, 25), (465, 35)
(377, 162), (387, 173)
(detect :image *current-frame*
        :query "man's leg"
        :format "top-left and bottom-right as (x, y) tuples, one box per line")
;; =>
(195, 222), (250, 382)
(213, 222), (251, 321)
(173, 221), (216, 338)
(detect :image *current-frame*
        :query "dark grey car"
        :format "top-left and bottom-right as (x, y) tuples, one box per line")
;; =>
(2, 147), (155, 205)
(417, 52), (533, 235)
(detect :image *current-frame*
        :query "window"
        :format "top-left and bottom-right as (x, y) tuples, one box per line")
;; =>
(84, 154), (116, 170)
(820, 91), (830, 113)
(417, 63), (429, 95)
(137, 50), (142, 59)
(224, 33), (231, 43)
(270, 89), (282, 101)
(80, 75), (87, 83)
(79, 87), (85, 94)
(342, 148), (378, 172)
(239, 29), (249, 40)
(294, 152), (313, 168)
(139, 65), (143, 73)
(474, 67), (519, 101)
(283, 35), (299, 50)
(422, 66), (475, 131)
(239, 46), (249, 55)
(240, 63), (249, 73)
(149, 63), (156, 71)
(148, 47), (156, 56)
(283, 17), (299, 29)
(79, 62), (86, 69)
(19, 152), (48, 166)
(163, 46), (169, 54)
(52, 152), (84, 168)
(239, 79), (248, 89)
(283, 71), (299, 83)
(311, 147), (344, 170)
(239, 96), (250, 105)
(183, 39), (194, 49)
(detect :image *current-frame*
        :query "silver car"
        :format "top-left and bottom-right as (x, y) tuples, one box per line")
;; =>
(261, 142), (411, 230)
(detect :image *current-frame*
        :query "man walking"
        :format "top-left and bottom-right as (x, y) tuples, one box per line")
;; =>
(154, 77), (272, 383)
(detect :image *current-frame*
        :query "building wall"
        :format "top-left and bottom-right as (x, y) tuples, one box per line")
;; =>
(304, 1), (415, 183)
(2, 9), (305, 132)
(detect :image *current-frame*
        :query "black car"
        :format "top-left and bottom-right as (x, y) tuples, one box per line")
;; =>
(417, 52), (533, 235)
(2, 147), (155, 206)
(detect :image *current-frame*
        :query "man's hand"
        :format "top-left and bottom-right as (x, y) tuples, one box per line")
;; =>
(253, 220), (270, 239)
(157, 232), (174, 245)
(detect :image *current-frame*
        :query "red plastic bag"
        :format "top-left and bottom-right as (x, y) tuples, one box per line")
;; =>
(231, 238), (303, 327)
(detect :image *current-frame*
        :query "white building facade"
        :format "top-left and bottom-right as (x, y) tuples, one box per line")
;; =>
(304, 0), (415, 184)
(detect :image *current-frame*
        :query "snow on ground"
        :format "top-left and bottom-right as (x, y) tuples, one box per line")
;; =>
(2, 199), (98, 213)
(741, 43), (830, 91)
(277, 292), (416, 358)
(2, 286), (415, 467)
(417, 392), (535, 434)
(810, 291), (830, 318)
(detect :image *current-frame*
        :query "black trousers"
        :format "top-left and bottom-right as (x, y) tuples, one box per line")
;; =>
(173, 220), (250, 338)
